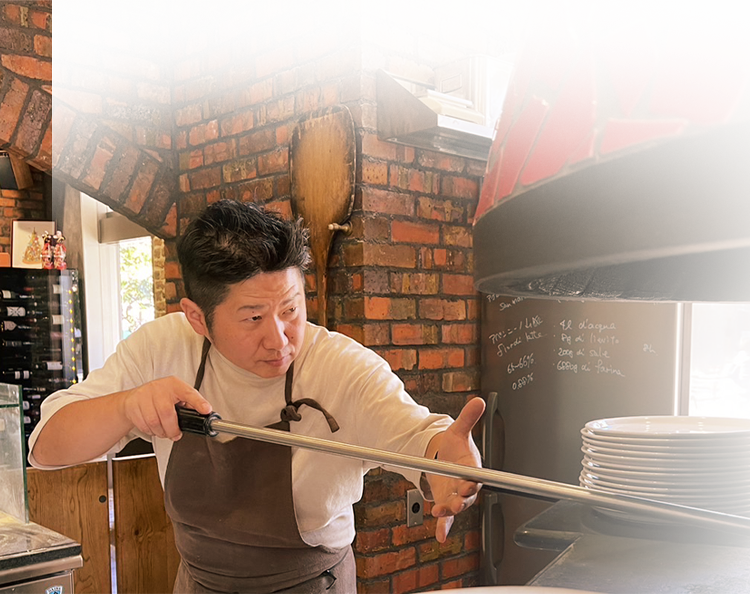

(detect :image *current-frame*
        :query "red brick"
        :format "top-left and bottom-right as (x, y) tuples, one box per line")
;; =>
(164, 261), (180, 279)
(50, 102), (76, 167)
(0, 77), (29, 143)
(204, 140), (236, 165)
(126, 160), (159, 214)
(417, 151), (465, 172)
(392, 324), (437, 346)
(361, 159), (388, 185)
(0, 55), (50, 81)
(188, 120), (219, 146)
(442, 175), (479, 199)
(464, 529), (480, 552)
(1, 4), (22, 25)
(380, 348), (417, 371)
(444, 225), (472, 248)
(364, 296), (415, 320)
(417, 534), (463, 562)
(257, 147), (288, 175)
(443, 274), (475, 296)
(221, 110), (254, 136)
(174, 103), (202, 127)
(391, 220), (439, 244)
(391, 521), (437, 547)
(107, 74), (134, 95)
(222, 158), (257, 183)
(238, 177), (274, 202)
(136, 81), (169, 105)
(363, 323), (389, 347)
(421, 298), (464, 320)
(259, 96), (294, 125)
(331, 323), (364, 343)
(255, 46), (295, 79)
(29, 9), (50, 31)
(390, 0), (440, 37)
(15, 88), (50, 156)
(417, 196), (464, 222)
(82, 136), (116, 190)
(362, 244), (415, 268)
(238, 128), (275, 156)
(190, 166), (222, 190)
(441, 552), (480, 579)
(102, 144), (141, 200)
(30, 123), (52, 171)
(362, 133), (398, 160)
(42, 85), (102, 115)
(33, 34), (51, 57)
(357, 578), (391, 594)
(390, 272), (439, 295)
(392, 564), (440, 594)
(358, 500), (405, 528)
(354, 528), (391, 554)
(361, 187), (414, 216)
(356, 548), (416, 579)
(419, 348), (465, 370)
(441, 323), (477, 345)
(442, 371), (480, 393)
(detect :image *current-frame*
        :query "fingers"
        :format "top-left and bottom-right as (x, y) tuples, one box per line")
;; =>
(123, 377), (212, 441)
(448, 397), (486, 439)
(436, 515), (454, 544)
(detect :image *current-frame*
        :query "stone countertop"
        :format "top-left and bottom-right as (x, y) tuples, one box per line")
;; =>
(0, 512), (81, 575)
(515, 501), (750, 594)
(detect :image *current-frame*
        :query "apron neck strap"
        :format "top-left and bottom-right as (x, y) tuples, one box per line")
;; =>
(193, 340), (339, 433)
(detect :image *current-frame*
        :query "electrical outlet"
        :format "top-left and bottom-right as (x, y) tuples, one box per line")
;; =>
(406, 489), (424, 527)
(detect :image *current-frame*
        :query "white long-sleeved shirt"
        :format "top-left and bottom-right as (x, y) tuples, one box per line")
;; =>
(28, 313), (452, 548)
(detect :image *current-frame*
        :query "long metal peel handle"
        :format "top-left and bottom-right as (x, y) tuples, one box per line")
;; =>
(176, 406), (222, 437)
(173, 407), (750, 537)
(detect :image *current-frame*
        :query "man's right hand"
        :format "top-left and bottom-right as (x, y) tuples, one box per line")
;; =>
(120, 376), (212, 441)
(31, 376), (212, 467)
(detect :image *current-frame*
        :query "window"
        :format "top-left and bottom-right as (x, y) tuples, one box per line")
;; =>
(688, 303), (750, 418)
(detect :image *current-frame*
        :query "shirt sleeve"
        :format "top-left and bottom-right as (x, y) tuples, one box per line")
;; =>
(306, 331), (454, 492)
(27, 335), (154, 469)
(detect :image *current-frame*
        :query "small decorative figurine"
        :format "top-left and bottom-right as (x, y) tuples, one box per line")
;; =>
(41, 231), (54, 270)
(53, 231), (67, 270)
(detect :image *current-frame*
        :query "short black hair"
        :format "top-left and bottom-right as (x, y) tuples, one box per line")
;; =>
(177, 200), (310, 328)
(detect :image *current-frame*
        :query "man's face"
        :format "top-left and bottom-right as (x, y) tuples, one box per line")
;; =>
(206, 268), (307, 378)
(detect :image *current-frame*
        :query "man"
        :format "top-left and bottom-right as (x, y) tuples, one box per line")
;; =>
(29, 200), (485, 593)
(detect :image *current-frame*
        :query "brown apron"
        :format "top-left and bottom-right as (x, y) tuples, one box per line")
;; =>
(164, 339), (353, 593)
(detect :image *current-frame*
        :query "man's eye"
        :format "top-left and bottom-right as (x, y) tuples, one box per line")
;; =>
(250, 315), (262, 322)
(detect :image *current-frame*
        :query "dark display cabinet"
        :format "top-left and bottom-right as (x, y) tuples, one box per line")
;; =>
(0, 269), (85, 456)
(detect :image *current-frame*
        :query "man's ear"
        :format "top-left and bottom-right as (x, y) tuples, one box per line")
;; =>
(181, 298), (210, 337)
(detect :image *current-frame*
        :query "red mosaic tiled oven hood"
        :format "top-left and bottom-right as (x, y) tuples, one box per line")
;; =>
(473, 13), (750, 302)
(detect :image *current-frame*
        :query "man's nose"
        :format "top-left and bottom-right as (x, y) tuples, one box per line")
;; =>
(264, 317), (289, 350)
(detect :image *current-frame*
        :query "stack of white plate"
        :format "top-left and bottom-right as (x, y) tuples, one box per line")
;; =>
(579, 416), (750, 517)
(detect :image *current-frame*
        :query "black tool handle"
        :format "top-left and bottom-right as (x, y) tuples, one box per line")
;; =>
(176, 406), (222, 437)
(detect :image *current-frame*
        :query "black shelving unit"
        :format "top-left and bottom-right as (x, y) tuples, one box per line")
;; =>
(0, 269), (85, 458)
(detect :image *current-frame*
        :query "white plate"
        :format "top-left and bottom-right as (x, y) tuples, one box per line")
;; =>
(581, 442), (750, 460)
(581, 458), (750, 479)
(579, 482), (750, 505)
(581, 432), (750, 452)
(581, 449), (750, 468)
(580, 427), (750, 447)
(585, 416), (750, 438)
(579, 477), (750, 502)
(579, 471), (750, 493)
(591, 505), (750, 525)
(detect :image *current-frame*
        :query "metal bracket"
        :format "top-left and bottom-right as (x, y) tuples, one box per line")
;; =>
(406, 489), (424, 527)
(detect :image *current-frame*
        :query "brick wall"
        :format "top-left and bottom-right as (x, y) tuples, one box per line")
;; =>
(0, 0), (528, 594)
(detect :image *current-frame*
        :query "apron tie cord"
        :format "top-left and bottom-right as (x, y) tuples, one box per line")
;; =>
(280, 398), (340, 433)
(280, 362), (340, 433)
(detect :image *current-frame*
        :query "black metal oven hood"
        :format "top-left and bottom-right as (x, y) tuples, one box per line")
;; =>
(471, 8), (750, 303)
(474, 122), (750, 302)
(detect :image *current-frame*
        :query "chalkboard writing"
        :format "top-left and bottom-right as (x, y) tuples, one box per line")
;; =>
(483, 295), (675, 390)
(481, 295), (681, 484)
